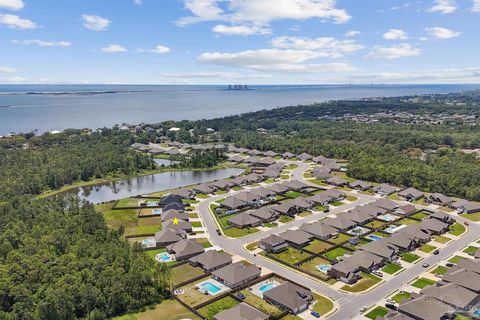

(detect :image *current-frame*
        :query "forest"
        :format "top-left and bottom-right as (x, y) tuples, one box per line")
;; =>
(0, 130), (168, 320)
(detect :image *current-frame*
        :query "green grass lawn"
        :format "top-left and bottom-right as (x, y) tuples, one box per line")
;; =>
(145, 248), (166, 260)
(285, 164), (298, 170)
(280, 175), (290, 180)
(224, 227), (260, 238)
(280, 315), (303, 320)
(365, 306), (389, 320)
(245, 241), (258, 251)
(299, 211), (312, 217)
(399, 218), (420, 225)
(189, 212), (199, 219)
(112, 299), (200, 320)
(391, 291), (411, 304)
(388, 193), (401, 200)
(364, 220), (387, 229)
(191, 221), (203, 228)
(195, 238), (213, 248)
(299, 257), (331, 278)
(342, 272), (382, 293)
(419, 244), (437, 253)
(411, 277), (436, 289)
(449, 222), (466, 236)
(346, 195), (358, 201)
(170, 264), (205, 285)
(324, 247), (348, 260)
(433, 235), (451, 244)
(96, 202), (139, 230)
(400, 252), (421, 263)
(448, 255), (464, 264)
(411, 211), (429, 220)
(197, 296), (239, 320)
(314, 205), (328, 212)
(312, 293), (334, 316)
(330, 200), (344, 207)
(285, 191), (305, 198)
(309, 179), (328, 186)
(305, 239), (333, 253)
(463, 246), (478, 255)
(329, 233), (352, 244)
(278, 215), (294, 223)
(270, 247), (311, 265)
(240, 290), (283, 316)
(463, 212), (480, 222)
(431, 265), (449, 276)
(116, 198), (142, 207)
(196, 193), (210, 199)
(382, 263), (403, 275)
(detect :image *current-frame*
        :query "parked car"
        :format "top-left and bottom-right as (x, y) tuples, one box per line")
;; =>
(422, 263), (430, 268)
(311, 311), (320, 318)
(446, 262), (454, 267)
(385, 303), (398, 311)
(372, 271), (383, 277)
(237, 293), (245, 300)
(433, 249), (440, 255)
(216, 229), (221, 235)
(360, 306), (368, 313)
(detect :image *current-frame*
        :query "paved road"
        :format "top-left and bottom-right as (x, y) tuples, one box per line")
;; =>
(194, 161), (480, 319)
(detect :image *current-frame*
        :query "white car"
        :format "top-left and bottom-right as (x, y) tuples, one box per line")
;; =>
(360, 306), (368, 313)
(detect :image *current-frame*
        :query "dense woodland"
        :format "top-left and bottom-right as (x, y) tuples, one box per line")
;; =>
(172, 148), (227, 168)
(0, 131), (168, 320)
(187, 99), (480, 200)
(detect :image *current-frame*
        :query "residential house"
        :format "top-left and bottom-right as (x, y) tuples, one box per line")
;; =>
(278, 229), (312, 248)
(263, 169), (281, 179)
(282, 152), (295, 159)
(163, 201), (186, 212)
(323, 216), (356, 232)
(398, 296), (455, 320)
(398, 187), (424, 202)
(256, 157), (276, 167)
(160, 194), (183, 206)
(260, 234), (288, 253)
(290, 197), (313, 211)
(451, 200), (480, 214)
(249, 207), (279, 222)
(234, 192), (261, 206)
(329, 251), (384, 284)
(312, 155), (328, 164)
(396, 204), (417, 215)
(300, 222), (338, 240)
(268, 183), (290, 194)
(171, 188), (196, 199)
(273, 202), (300, 217)
(312, 167), (332, 180)
(162, 219), (193, 234)
(373, 183), (397, 196)
(189, 250), (232, 272)
(349, 180), (372, 191)
(427, 193), (453, 206)
(282, 179), (308, 191)
(166, 239), (204, 261)
(193, 183), (216, 195)
(211, 262), (261, 289)
(244, 173), (263, 184)
(245, 157), (261, 165)
(338, 210), (373, 225)
(326, 176), (347, 187)
(324, 160), (342, 171)
(154, 228), (187, 247)
(305, 193), (333, 206)
(420, 283), (479, 311)
(264, 150), (278, 157)
(211, 180), (234, 191)
(227, 213), (261, 229)
(229, 155), (245, 163)
(263, 282), (313, 314)
(443, 268), (480, 293)
(213, 303), (269, 320)
(429, 211), (455, 224)
(322, 189), (346, 200)
(361, 240), (398, 261)
(418, 218), (450, 235)
(161, 209), (189, 222)
(297, 153), (313, 161)
(230, 176), (248, 186)
(372, 198), (399, 211)
(221, 197), (248, 211)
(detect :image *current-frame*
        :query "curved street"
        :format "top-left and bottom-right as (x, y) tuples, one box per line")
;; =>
(194, 161), (480, 319)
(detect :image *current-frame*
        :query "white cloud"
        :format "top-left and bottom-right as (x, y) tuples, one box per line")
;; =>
(212, 24), (271, 36)
(149, 45), (170, 54)
(366, 43), (421, 60)
(0, 76), (26, 84)
(0, 66), (16, 73)
(0, 0), (24, 10)
(473, 0), (480, 12)
(177, 0), (351, 26)
(345, 30), (360, 37)
(199, 48), (356, 73)
(12, 39), (72, 47)
(133, 0), (142, 4)
(425, 27), (461, 39)
(271, 36), (363, 58)
(101, 44), (127, 53)
(428, 0), (457, 13)
(0, 14), (36, 29)
(160, 71), (272, 80)
(352, 67), (480, 83)
(383, 29), (408, 40)
(82, 14), (110, 31)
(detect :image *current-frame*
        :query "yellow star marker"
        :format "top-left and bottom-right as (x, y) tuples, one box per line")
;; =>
(172, 217), (180, 225)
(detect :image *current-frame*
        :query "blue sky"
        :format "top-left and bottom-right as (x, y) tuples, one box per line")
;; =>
(0, 0), (479, 84)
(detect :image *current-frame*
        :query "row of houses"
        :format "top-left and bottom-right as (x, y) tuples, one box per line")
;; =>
(226, 187), (345, 229)
(330, 212), (455, 284)
(387, 257), (480, 320)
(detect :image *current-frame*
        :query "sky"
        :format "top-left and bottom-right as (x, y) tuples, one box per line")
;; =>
(0, 0), (480, 84)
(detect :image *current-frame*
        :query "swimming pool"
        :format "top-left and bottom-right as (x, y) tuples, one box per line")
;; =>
(141, 239), (156, 248)
(316, 264), (332, 274)
(259, 283), (277, 293)
(199, 282), (222, 295)
(155, 252), (174, 263)
(378, 213), (397, 222)
(146, 201), (158, 207)
(474, 309), (480, 317)
(385, 224), (407, 234)
(367, 234), (383, 241)
(347, 226), (370, 236)
(152, 209), (162, 215)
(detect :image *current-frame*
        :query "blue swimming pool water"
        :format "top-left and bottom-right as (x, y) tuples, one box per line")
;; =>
(200, 282), (222, 294)
(259, 283), (277, 293)
(141, 239), (155, 247)
(368, 235), (383, 241)
(474, 309), (480, 317)
(146, 201), (158, 207)
(379, 214), (396, 222)
(316, 264), (332, 274)
(152, 209), (162, 215)
(157, 252), (171, 262)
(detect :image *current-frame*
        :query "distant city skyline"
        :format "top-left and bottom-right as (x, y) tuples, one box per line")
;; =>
(1, 0), (480, 84)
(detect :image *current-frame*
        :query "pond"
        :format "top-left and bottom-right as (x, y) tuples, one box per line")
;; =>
(154, 158), (177, 167)
(65, 168), (244, 204)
